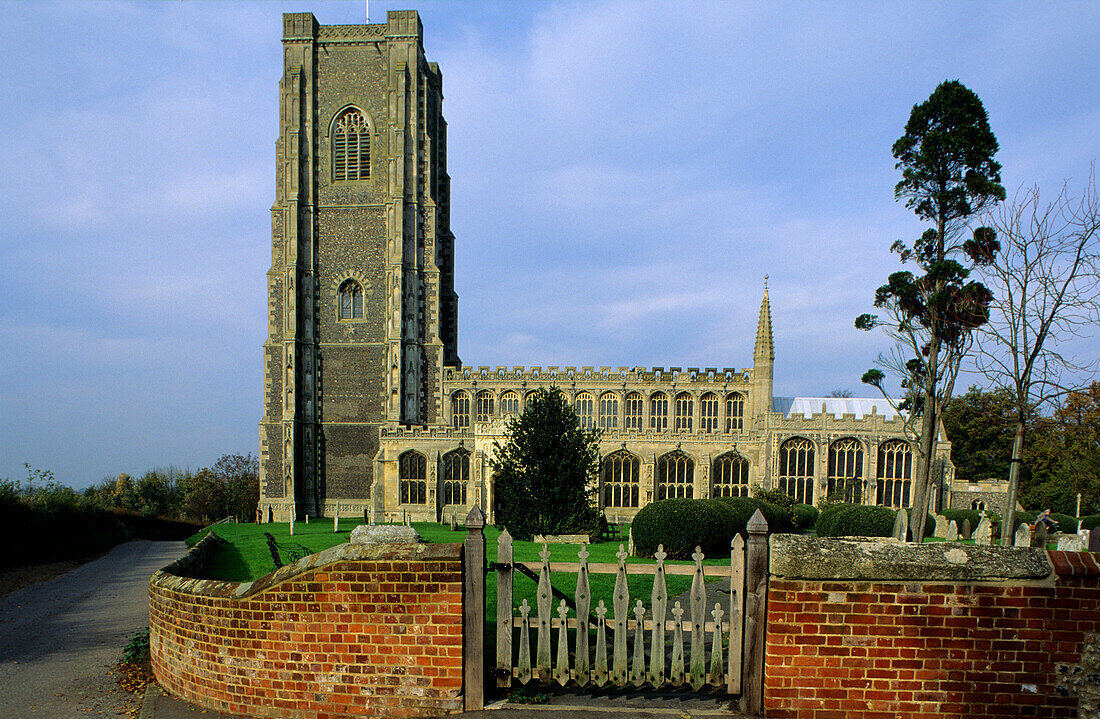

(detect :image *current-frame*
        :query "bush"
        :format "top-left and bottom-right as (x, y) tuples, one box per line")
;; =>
(906, 509), (936, 538)
(1080, 513), (1100, 531)
(632, 496), (793, 559)
(816, 503), (896, 538)
(793, 503), (819, 531)
(1049, 512), (1077, 533)
(941, 508), (982, 538)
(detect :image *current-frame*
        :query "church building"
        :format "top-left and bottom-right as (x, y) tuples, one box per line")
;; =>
(258, 11), (953, 524)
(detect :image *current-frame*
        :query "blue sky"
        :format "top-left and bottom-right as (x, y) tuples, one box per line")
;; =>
(1, 1), (1097, 488)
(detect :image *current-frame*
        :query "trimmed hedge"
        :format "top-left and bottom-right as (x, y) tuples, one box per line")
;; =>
(940, 508), (982, 538)
(1049, 512), (1077, 533)
(1080, 514), (1100, 531)
(793, 503), (819, 531)
(816, 504), (896, 538)
(632, 497), (792, 559)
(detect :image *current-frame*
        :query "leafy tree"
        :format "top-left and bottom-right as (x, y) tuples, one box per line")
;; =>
(490, 387), (603, 541)
(857, 80), (1005, 541)
(1024, 383), (1100, 516)
(211, 453), (259, 521)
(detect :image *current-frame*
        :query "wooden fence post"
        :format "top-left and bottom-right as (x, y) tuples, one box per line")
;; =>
(463, 504), (486, 711)
(496, 528), (513, 689)
(741, 509), (769, 718)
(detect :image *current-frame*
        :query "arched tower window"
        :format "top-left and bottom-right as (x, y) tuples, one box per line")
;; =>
(726, 392), (745, 432)
(779, 437), (815, 504)
(475, 391), (494, 422)
(332, 107), (370, 181)
(598, 393), (619, 430)
(500, 391), (520, 415)
(712, 453), (749, 498)
(650, 392), (669, 431)
(441, 448), (469, 506)
(399, 451), (426, 505)
(827, 438), (864, 503)
(624, 392), (643, 430)
(876, 440), (913, 508)
(700, 393), (719, 433)
(575, 392), (595, 428)
(675, 392), (693, 432)
(451, 391), (470, 428)
(657, 450), (694, 500)
(338, 279), (363, 320)
(602, 450), (639, 508)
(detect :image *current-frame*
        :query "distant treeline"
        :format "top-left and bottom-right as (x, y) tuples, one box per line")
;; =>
(0, 454), (258, 570)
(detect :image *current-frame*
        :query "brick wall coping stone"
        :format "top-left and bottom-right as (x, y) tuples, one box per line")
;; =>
(1047, 549), (1100, 576)
(770, 534), (1052, 581)
(150, 537), (461, 599)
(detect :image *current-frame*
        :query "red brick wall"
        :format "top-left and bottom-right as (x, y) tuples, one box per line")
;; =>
(149, 541), (465, 718)
(765, 552), (1100, 719)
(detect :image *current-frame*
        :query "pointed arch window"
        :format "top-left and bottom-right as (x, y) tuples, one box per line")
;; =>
(657, 450), (694, 500)
(575, 392), (595, 429)
(602, 450), (639, 508)
(876, 440), (913, 508)
(332, 108), (370, 181)
(399, 450), (426, 505)
(779, 437), (815, 504)
(598, 393), (619, 430)
(475, 391), (494, 422)
(827, 438), (864, 503)
(726, 392), (744, 432)
(674, 393), (693, 432)
(338, 279), (363, 320)
(650, 392), (669, 431)
(624, 392), (644, 430)
(500, 391), (520, 415)
(700, 393), (719, 433)
(441, 448), (469, 506)
(451, 391), (470, 428)
(712, 453), (749, 498)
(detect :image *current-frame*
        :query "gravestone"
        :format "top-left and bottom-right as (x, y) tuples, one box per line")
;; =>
(945, 520), (959, 542)
(1057, 534), (1087, 552)
(1032, 522), (1049, 549)
(934, 515), (949, 539)
(961, 519), (972, 540)
(1090, 527), (1100, 553)
(975, 517), (992, 545)
(1014, 523), (1032, 548)
(450, 512), (458, 531)
(892, 510), (909, 542)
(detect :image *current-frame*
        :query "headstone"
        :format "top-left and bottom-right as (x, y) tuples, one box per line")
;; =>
(961, 519), (972, 540)
(1057, 534), (1087, 552)
(934, 515), (949, 539)
(975, 517), (992, 545)
(305, 513), (309, 524)
(945, 520), (958, 542)
(1032, 522), (1049, 549)
(892, 509), (909, 542)
(405, 511), (412, 527)
(350, 524), (422, 545)
(1089, 527), (1100, 553)
(628, 525), (635, 556)
(334, 501), (340, 533)
(364, 508), (369, 524)
(1014, 523), (1032, 548)
(450, 512), (458, 531)
(289, 515), (294, 536)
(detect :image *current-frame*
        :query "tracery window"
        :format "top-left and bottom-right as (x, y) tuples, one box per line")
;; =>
(500, 391), (520, 415)
(598, 393), (619, 430)
(525, 392), (537, 409)
(700, 393), (719, 433)
(675, 393), (693, 432)
(441, 448), (469, 506)
(779, 437), (815, 505)
(876, 440), (913, 508)
(712, 453), (749, 498)
(475, 391), (494, 422)
(601, 450), (639, 508)
(650, 392), (669, 431)
(657, 450), (694, 500)
(624, 392), (643, 430)
(338, 279), (363, 320)
(726, 392), (744, 432)
(399, 450), (426, 505)
(827, 438), (864, 503)
(575, 392), (595, 428)
(451, 391), (470, 428)
(332, 108), (370, 181)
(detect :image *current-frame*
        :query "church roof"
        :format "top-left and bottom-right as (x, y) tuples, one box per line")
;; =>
(772, 396), (903, 420)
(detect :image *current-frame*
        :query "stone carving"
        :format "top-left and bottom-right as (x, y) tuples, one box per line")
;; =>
(1057, 533), (1087, 552)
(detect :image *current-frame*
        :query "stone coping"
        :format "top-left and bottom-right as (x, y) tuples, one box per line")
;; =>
(770, 534), (1052, 582)
(151, 537), (462, 600)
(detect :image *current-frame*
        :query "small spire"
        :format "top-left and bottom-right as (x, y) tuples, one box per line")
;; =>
(754, 285), (774, 362)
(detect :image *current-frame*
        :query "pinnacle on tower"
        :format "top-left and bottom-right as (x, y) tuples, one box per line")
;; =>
(754, 287), (774, 362)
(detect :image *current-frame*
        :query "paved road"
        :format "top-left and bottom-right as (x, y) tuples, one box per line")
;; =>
(0, 540), (187, 718)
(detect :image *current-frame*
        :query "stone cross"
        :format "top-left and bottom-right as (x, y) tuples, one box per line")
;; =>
(945, 520), (958, 542)
(975, 517), (992, 545)
(892, 510), (909, 542)
(1014, 522), (1032, 547)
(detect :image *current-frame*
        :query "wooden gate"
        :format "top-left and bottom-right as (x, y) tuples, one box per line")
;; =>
(463, 506), (770, 715)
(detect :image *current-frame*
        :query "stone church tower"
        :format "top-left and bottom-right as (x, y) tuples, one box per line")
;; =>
(259, 11), (458, 521)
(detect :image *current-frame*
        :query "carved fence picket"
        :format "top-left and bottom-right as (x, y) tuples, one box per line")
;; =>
(649, 545), (668, 687)
(688, 547), (707, 690)
(536, 544), (552, 681)
(612, 545), (629, 686)
(574, 546), (591, 686)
